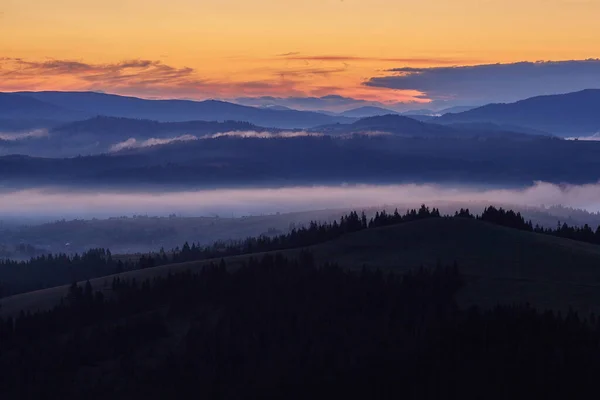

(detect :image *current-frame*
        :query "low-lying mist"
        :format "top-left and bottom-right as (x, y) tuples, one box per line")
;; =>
(2, 181), (600, 221)
(109, 131), (321, 152)
(0, 129), (49, 141)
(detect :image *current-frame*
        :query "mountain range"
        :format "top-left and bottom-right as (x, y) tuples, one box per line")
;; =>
(437, 89), (600, 136)
(4, 131), (599, 188)
(4, 91), (353, 129)
(314, 114), (543, 139)
(2, 89), (600, 137)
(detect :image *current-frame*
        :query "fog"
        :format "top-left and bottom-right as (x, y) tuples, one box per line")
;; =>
(567, 133), (600, 141)
(207, 131), (320, 139)
(0, 129), (48, 141)
(110, 134), (198, 152)
(1, 181), (600, 220)
(109, 131), (321, 152)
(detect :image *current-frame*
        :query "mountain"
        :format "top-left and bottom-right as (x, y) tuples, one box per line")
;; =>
(339, 106), (400, 118)
(401, 108), (436, 116)
(5, 130), (599, 187)
(437, 105), (476, 115)
(1, 116), (279, 157)
(315, 114), (539, 139)
(52, 116), (276, 139)
(15, 91), (354, 129)
(444, 121), (552, 136)
(399, 114), (436, 122)
(437, 89), (600, 136)
(349, 114), (450, 135)
(259, 104), (295, 111)
(0, 93), (87, 121)
(0, 118), (65, 132)
(314, 114), (447, 135)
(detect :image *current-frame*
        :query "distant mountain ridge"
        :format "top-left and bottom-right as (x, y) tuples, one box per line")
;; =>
(0, 93), (87, 121)
(437, 89), (600, 136)
(339, 106), (400, 118)
(4, 89), (599, 136)
(52, 116), (276, 139)
(315, 114), (543, 139)
(9, 91), (355, 129)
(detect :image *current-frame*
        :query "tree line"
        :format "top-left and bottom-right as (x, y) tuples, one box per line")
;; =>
(1, 254), (600, 398)
(2, 205), (600, 298)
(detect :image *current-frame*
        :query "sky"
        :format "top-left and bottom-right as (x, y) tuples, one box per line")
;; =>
(2, 0), (600, 110)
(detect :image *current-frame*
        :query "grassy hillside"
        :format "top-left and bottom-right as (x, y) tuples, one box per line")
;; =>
(4, 217), (600, 316)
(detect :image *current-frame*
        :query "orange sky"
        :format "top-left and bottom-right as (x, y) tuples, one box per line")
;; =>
(1, 0), (600, 103)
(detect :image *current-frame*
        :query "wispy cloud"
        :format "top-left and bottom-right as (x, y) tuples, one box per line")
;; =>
(0, 129), (49, 141)
(1, 58), (197, 83)
(110, 134), (198, 152)
(277, 67), (348, 78)
(276, 52), (301, 57)
(206, 131), (320, 139)
(0, 57), (305, 98)
(365, 59), (600, 105)
(110, 131), (322, 152)
(566, 133), (600, 141)
(279, 54), (472, 64)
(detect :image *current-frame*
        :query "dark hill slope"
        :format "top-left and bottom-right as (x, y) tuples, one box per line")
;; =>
(4, 218), (600, 316)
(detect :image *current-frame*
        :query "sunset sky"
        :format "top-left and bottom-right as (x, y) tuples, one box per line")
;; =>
(2, 0), (600, 109)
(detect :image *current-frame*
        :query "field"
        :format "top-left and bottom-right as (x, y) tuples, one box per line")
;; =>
(3, 217), (600, 316)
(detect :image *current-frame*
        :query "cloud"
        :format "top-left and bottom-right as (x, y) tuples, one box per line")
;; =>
(365, 59), (600, 105)
(1, 58), (197, 83)
(206, 131), (320, 139)
(0, 56), (440, 105)
(0, 57), (306, 98)
(110, 131), (321, 152)
(110, 134), (198, 152)
(0, 129), (48, 141)
(279, 54), (472, 64)
(566, 132), (600, 141)
(277, 67), (348, 78)
(2, 181), (600, 218)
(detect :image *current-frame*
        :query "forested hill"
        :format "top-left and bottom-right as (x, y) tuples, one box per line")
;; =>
(51, 116), (277, 139)
(2, 246), (600, 398)
(4, 134), (600, 186)
(3, 205), (600, 314)
(437, 89), (600, 136)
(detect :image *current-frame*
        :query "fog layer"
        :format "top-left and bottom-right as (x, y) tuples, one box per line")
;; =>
(2, 181), (600, 220)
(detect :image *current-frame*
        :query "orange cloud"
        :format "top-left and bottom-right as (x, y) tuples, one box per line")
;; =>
(277, 54), (475, 65)
(0, 56), (429, 104)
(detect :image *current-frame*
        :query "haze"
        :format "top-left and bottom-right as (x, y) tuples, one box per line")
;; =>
(2, 182), (600, 220)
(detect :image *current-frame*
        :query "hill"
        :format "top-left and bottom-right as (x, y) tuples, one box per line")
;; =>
(14, 91), (354, 129)
(4, 217), (600, 316)
(0, 93), (86, 121)
(339, 106), (400, 118)
(4, 132), (600, 186)
(51, 116), (276, 140)
(437, 105), (476, 115)
(438, 89), (600, 136)
(316, 114), (541, 138)
(400, 108), (435, 116)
